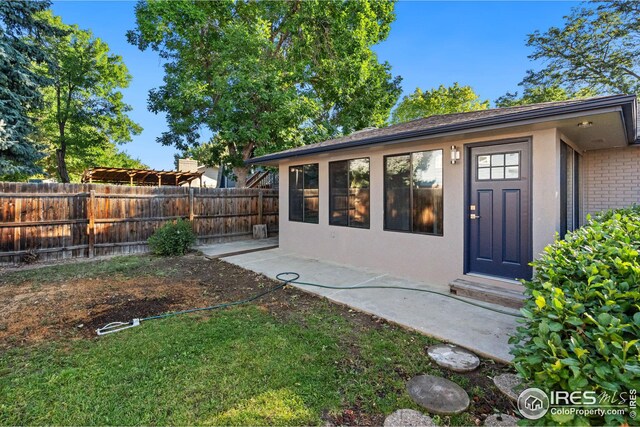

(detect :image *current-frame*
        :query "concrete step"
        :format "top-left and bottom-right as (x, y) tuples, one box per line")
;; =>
(449, 278), (525, 309)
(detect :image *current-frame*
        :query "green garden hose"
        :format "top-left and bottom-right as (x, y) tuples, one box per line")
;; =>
(275, 272), (524, 317)
(96, 271), (523, 335)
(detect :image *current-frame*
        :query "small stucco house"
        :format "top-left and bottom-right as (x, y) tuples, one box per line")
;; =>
(247, 95), (639, 290)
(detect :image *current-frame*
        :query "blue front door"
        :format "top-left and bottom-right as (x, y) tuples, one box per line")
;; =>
(467, 141), (532, 280)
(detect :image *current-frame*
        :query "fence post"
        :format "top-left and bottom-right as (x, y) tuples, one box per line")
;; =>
(258, 190), (263, 224)
(189, 188), (195, 221)
(13, 198), (21, 254)
(87, 190), (95, 258)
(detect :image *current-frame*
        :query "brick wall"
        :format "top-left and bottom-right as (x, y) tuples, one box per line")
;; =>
(583, 146), (640, 216)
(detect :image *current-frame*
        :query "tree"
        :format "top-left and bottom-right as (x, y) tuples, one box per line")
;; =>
(494, 85), (596, 108)
(128, 0), (402, 186)
(390, 83), (489, 124)
(33, 12), (142, 183)
(36, 139), (147, 182)
(93, 147), (146, 171)
(498, 0), (639, 106)
(0, 1), (61, 179)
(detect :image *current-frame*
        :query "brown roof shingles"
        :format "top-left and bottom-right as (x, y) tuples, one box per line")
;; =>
(248, 94), (637, 164)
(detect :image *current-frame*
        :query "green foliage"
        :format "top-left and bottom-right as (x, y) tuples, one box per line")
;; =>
(87, 146), (147, 172)
(128, 0), (402, 182)
(38, 141), (147, 183)
(499, 0), (640, 105)
(0, 1), (61, 178)
(494, 85), (596, 108)
(510, 206), (640, 426)
(390, 83), (489, 124)
(32, 11), (142, 183)
(147, 219), (196, 256)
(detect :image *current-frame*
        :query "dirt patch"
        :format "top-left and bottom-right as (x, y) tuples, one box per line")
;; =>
(0, 276), (199, 346)
(458, 366), (518, 423)
(326, 405), (384, 426)
(81, 297), (175, 334)
(0, 255), (381, 348)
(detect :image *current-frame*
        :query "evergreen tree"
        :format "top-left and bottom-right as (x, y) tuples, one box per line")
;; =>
(0, 1), (60, 179)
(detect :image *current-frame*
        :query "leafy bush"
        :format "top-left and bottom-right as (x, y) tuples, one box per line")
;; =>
(510, 206), (640, 426)
(147, 218), (196, 256)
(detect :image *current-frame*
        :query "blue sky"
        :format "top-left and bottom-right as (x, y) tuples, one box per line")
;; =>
(51, 0), (579, 171)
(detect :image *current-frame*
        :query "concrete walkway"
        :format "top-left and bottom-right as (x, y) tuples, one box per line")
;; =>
(223, 248), (519, 363)
(198, 237), (279, 259)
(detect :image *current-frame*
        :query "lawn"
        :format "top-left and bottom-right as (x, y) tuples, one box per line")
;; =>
(0, 255), (515, 425)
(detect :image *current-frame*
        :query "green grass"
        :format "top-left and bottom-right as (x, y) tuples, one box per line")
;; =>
(0, 304), (465, 426)
(0, 255), (171, 286)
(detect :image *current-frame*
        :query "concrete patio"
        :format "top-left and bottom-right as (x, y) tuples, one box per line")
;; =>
(222, 248), (520, 363)
(198, 237), (279, 259)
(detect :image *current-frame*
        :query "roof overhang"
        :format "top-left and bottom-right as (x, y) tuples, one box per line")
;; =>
(247, 94), (637, 166)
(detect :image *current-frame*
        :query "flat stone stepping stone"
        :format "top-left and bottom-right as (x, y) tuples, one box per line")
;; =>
(484, 413), (519, 426)
(493, 373), (523, 401)
(384, 409), (435, 427)
(427, 344), (480, 372)
(407, 375), (470, 415)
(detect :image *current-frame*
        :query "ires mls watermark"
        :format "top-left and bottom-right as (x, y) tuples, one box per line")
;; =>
(517, 387), (637, 420)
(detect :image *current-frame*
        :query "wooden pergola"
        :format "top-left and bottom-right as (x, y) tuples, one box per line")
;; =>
(81, 167), (204, 187)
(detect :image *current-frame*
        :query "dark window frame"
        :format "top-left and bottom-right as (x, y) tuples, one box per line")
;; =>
(560, 142), (581, 236)
(328, 157), (370, 229)
(289, 163), (319, 224)
(383, 149), (444, 236)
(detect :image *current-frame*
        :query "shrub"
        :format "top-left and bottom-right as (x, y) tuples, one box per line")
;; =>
(510, 206), (640, 426)
(147, 218), (196, 256)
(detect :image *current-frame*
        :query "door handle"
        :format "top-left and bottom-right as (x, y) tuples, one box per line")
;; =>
(470, 214), (481, 220)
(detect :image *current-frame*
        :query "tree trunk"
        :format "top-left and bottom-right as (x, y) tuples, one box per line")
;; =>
(229, 141), (254, 188)
(56, 106), (70, 183)
(234, 166), (249, 188)
(215, 164), (224, 188)
(56, 148), (70, 183)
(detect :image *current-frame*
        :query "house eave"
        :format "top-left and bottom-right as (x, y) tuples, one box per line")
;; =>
(246, 94), (638, 165)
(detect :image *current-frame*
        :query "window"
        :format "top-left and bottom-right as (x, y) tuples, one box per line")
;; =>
(560, 142), (580, 236)
(289, 164), (319, 223)
(384, 150), (443, 235)
(329, 158), (370, 228)
(477, 152), (520, 180)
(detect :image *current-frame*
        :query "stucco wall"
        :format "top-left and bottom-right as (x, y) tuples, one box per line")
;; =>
(278, 128), (561, 286)
(583, 146), (640, 216)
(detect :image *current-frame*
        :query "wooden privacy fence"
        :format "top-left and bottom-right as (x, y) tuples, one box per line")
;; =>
(0, 183), (278, 265)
